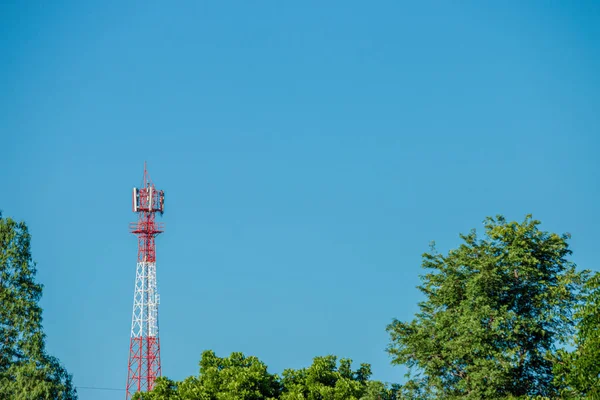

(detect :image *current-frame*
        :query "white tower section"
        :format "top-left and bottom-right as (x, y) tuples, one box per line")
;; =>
(130, 262), (160, 338)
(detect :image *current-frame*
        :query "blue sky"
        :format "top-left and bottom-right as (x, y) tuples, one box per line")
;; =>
(1, 1), (599, 399)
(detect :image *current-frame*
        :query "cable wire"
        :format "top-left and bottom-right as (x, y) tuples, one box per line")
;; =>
(76, 386), (126, 391)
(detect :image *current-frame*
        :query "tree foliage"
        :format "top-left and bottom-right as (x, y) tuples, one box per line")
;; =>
(386, 215), (583, 399)
(553, 271), (600, 399)
(0, 213), (76, 399)
(279, 355), (380, 400)
(134, 351), (397, 400)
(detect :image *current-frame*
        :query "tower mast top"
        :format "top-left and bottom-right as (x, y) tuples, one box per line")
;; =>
(132, 163), (165, 215)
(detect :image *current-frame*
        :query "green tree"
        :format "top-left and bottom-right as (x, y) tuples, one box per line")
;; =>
(134, 377), (180, 400)
(280, 355), (377, 400)
(134, 350), (280, 400)
(386, 215), (583, 399)
(135, 351), (396, 400)
(553, 271), (600, 399)
(361, 381), (401, 400)
(0, 213), (76, 399)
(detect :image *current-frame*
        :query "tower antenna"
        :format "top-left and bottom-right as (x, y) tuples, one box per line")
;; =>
(126, 164), (165, 398)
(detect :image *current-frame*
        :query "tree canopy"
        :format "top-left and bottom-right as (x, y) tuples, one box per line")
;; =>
(553, 271), (600, 398)
(0, 213), (76, 399)
(386, 215), (585, 399)
(133, 350), (398, 400)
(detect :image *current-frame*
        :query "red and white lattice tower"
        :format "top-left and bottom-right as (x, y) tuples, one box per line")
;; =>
(126, 163), (165, 399)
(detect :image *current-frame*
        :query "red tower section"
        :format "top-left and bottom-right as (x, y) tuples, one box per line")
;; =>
(126, 163), (165, 399)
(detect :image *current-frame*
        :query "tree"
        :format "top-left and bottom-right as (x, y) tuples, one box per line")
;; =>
(280, 355), (383, 400)
(134, 350), (280, 400)
(553, 271), (600, 398)
(134, 351), (396, 400)
(386, 215), (583, 399)
(0, 213), (76, 399)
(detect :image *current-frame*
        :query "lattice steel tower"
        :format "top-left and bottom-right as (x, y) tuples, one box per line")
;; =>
(126, 163), (165, 399)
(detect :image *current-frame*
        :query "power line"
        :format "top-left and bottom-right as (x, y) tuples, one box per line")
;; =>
(76, 386), (126, 392)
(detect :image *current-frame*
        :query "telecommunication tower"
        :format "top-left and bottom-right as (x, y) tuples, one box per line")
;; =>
(126, 163), (165, 399)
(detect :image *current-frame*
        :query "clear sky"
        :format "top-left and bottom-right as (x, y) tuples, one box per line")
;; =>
(1, 1), (599, 399)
